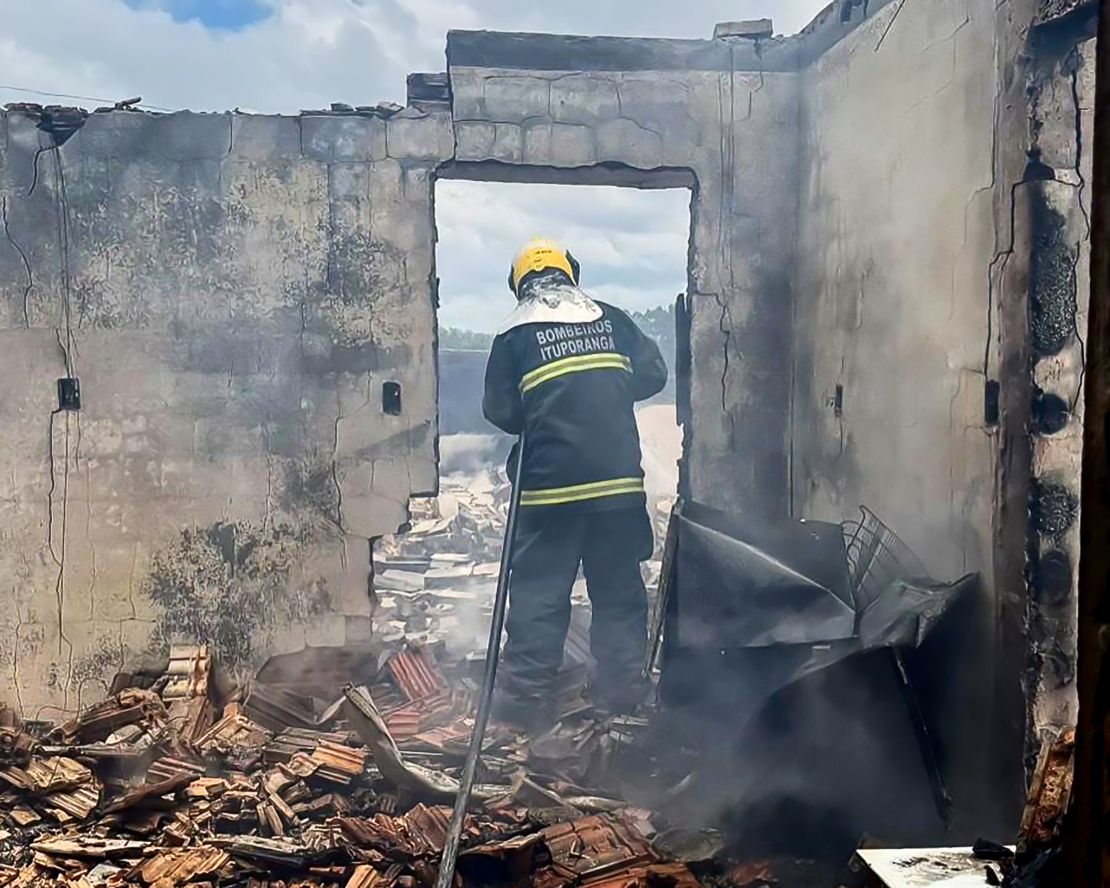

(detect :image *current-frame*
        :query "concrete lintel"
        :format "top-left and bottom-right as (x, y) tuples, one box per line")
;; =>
(437, 159), (696, 191)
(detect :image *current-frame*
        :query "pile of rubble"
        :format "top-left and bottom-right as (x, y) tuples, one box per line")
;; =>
(0, 639), (704, 888)
(0, 466), (702, 888)
(372, 470), (670, 657)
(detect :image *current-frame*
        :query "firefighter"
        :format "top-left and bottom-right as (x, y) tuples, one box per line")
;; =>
(483, 237), (668, 731)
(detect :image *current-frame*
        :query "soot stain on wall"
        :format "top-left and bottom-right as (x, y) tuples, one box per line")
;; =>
(1034, 549), (1073, 607)
(1029, 198), (1077, 358)
(1031, 478), (1080, 541)
(324, 231), (405, 309)
(280, 456), (341, 530)
(142, 520), (329, 671)
(71, 638), (128, 703)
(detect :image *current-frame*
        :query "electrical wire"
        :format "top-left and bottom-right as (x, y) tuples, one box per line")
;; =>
(50, 147), (77, 377)
(0, 84), (173, 113)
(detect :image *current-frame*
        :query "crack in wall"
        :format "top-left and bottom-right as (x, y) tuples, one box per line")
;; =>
(1067, 53), (1092, 238)
(986, 177), (1034, 379)
(711, 290), (737, 447)
(10, 604), (27, 718)
(612, 87), (669, 144)
(25, 141), (48, 198)
(1, 196), (33, 327)
(0, 108), (443, 711)
(331, 409), (346, 534)
(1067, 243), (1086, 408)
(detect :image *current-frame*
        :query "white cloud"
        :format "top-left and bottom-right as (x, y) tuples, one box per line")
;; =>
(436, 181), (690, 332)
(0, 0), (829, 332)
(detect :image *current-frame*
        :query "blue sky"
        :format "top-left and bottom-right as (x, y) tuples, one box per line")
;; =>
(122, 0), (273, 30)
(121, 0), (273, 28)
(437, 182), (692, 333)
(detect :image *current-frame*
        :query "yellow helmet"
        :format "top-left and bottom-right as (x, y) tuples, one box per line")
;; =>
(508, 237), (580, 295)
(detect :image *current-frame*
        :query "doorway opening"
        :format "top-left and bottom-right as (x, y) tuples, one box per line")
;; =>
(434, 178), (690, 485)
(373, 177), (692, 664)
(433, 176), (691, 654)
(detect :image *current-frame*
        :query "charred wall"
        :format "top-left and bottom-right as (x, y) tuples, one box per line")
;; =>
(0, 107), (450, 717)
(791, 0), (1096, 836)
(1024, 13), (1096, 748)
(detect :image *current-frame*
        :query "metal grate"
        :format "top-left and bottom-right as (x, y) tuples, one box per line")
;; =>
(842, 506), (928, 613)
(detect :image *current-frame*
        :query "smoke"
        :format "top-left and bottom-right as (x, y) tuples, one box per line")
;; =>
(640, 650), (950, 860)
(439, 433), (512, 476)
(636, 404), (681, 500)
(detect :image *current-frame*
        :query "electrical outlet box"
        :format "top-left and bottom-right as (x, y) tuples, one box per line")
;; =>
(57, 377), (81, 411)
(382, 381), (402, 416)
(985, 379), (1000, 427)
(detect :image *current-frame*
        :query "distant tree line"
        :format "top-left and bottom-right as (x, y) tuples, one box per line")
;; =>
(439, 304), (677, 402)
(439, 327), (495, 350)
(628, 305), (676, 403)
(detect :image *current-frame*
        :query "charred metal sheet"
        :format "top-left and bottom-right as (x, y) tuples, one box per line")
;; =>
(673, 502), (855, 648)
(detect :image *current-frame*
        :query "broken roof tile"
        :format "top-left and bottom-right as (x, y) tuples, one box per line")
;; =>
(131, 846), (231, 886)
(0, 756), (95, 795)
(38, 784), (100, 823)
(387, 648), (447, 702)
(31, 836), (148, 860)
(101, 772), (198, 815)
(345, 864), (385, 888)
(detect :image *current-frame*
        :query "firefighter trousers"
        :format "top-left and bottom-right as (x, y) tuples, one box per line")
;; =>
(498, 506), (653, 719)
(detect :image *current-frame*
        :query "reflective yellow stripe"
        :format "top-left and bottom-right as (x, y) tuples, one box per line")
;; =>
(520, 477), (645, 507)
(522, 357), (628, 393)
(520, 352), (631, 394)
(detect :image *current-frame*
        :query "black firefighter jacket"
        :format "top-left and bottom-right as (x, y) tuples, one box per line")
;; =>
(482, 302), (668, 513)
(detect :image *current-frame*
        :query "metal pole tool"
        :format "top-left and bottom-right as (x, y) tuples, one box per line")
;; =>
(433, 433), (526, 888)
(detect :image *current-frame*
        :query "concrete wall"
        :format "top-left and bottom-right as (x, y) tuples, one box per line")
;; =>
(0, 106), (451, 717)
(790, 0), (1096, 831)
(793, 0), (998, 579)
(446, 32), (802, 517)
(791, 1), (1014, 831)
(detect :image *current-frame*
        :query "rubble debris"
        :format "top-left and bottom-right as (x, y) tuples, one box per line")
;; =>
(310, 739), (369, 785)
(372, 471), (669, 660)
(160, 645), (218, 743)
(718, 860), (776, 887)
(244, 684), (319, 732)
(0, 634), (695, 888)
(343, 685), (463, 803)
(0, 755), (98, 799)
(59, 688), (167, 744)
(31, 837), (148, 860)
(0, 475), (701, 887)
(0, 710), (34, 767)
(130, 845), (231, 885)
(101, 772), (199, 815)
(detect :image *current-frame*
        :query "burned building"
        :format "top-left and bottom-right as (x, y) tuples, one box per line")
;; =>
(0, 0), (1098, 848)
